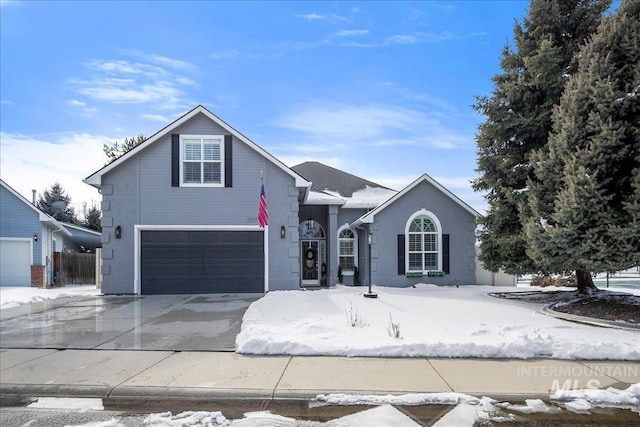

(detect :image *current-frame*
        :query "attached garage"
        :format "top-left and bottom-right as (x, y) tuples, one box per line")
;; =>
(140, 229), (265, 294)
(0, 239), (31, 286)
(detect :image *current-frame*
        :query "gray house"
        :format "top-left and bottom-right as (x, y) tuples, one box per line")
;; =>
(84, 105), (478, 295)
(0, 180), (71, 286)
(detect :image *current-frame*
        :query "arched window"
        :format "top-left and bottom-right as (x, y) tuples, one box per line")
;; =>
(299, 219), (325, 239)
(338, 225), (357, 272)
(406, 210), (442, 272)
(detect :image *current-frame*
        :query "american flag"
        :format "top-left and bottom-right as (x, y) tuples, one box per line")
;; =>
(258, 176), (269, 228)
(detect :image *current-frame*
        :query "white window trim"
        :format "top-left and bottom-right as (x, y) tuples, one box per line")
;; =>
(405, 209), (442, 273)
(179, 134), (225, 187)
(337, 224), (358, 275)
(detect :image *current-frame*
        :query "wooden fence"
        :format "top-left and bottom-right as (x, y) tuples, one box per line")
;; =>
(58, 252), (97, 285)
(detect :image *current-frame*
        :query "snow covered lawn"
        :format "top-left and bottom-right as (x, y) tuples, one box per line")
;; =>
(0, 285), (100, 309)
(236, 284), (640, 360)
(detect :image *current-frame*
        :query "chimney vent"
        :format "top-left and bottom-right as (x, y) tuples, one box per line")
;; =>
(32, 190), (36, 205)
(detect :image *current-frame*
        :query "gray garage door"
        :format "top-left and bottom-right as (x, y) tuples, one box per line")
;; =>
(140, 230), (264, 294)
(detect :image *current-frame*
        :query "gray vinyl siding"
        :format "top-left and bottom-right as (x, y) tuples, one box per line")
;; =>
(0, 186), (43, 265)
(369, 181), (477, 286)
(99, 112), (301, 293)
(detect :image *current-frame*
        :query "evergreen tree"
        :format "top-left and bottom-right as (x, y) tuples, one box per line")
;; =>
(103, 133), (147, 164)
(526, 0), (640, 292)
(473, 0), (611, 275)
(37, 182), (77, 224)
(82, 204), (102, 232)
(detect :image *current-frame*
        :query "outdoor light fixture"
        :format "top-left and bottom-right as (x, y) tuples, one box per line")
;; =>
(33, 233), (38, 242)
(115, 226), (122, 239)
(280, 226), (286, 239)
(364, 232), (378, 299)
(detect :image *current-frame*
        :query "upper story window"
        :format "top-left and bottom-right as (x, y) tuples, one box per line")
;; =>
(406, 210), (442, 272)
(181, 135), (224, 186)
(338, 226), (357, 272)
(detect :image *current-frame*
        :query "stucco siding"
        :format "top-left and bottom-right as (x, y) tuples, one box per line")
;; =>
(369, 180), (477, 286)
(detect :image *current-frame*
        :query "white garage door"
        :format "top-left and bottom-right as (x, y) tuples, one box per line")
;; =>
(0, 240), (31, 286)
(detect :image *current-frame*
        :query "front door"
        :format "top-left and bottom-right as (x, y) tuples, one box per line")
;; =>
(301, 240), (319, 286)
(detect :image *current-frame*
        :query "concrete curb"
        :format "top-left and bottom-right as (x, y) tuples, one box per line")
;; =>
(541, 305), (640, 331)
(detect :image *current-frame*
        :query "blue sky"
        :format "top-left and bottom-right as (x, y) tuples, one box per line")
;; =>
(0, 0), (530, 215)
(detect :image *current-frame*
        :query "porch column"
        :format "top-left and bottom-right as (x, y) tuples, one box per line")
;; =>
(327, 205), (339, 286)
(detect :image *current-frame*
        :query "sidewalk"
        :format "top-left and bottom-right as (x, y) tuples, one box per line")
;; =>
(1, 348), (638, 405)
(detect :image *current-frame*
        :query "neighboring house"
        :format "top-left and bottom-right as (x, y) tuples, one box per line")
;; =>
(84, 105), (480, 295)
(62, 223), (101, 253)
(0, 180), (71, 286)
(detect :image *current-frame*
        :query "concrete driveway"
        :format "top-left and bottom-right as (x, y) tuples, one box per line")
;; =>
(0, 294), (260, 351)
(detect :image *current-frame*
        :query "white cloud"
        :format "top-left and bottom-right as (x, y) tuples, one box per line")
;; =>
(0, 131), (114, 210)
(388, 35), (417, 44)
(330, 29), (369, 37)
(343, 31), (455, 48)
(209, 50), (240, 59)
(295, 13), (324, 20)
(68, 54), (196, 111)
(147, 54), (197, 71)
(295, 13), (348, 22)
(273, 103), (469, 149)
(141, 113), (171, 122)
(68, 99), (86, 107)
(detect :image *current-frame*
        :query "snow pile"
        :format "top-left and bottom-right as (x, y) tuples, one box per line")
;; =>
(311, 392), (479, 407)
(145, 411), (228, 426)
(551, 383), (640, 414)
(330, 404), (419, 427)
(496, 398), (560, 414)
(236, 285), (640, 360)
(0, 285), (100, 309)
(27, 397), (104, 412)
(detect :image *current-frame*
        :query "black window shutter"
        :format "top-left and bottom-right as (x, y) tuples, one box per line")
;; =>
(171, 134), (180, 187)
(397, 234), (405, 275)
(443, 234), (450, 274)
(224, 135), (233, 188)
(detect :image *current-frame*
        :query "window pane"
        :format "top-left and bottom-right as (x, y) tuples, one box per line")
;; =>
(424, 233), (437, 251)
(340, 240), (354, 256)
(424, 253), (437, 269)
(203, 162), (221, 183)
(423, 218), (437, 232)
(408, 234), (421, 251)
(409, 219), (422, 232)
(184, 141), (201, 160)
(409, 253), (422, 270)
(340, 256), (355, 270)
(203, 140), (221, 160)
(184, 163), (201, 183)
(339, 229), (354, 238)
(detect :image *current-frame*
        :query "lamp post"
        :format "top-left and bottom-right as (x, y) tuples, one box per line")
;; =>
(364, 232), (377, 299)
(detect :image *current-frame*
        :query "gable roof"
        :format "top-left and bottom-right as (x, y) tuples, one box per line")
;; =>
(352, 173), (479, 227)
(84, 105), (310, 190)
(0, 180), (72, 235)
(292, 161), (392, 198)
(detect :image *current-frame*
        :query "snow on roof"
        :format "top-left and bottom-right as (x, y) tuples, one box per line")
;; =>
(342, 185), (398, 209)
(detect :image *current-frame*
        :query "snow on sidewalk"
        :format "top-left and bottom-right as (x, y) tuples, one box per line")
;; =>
(236, 284), (640, 360)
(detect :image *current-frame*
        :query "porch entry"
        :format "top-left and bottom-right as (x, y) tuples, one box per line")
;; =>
(299, 220), (326, 286)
